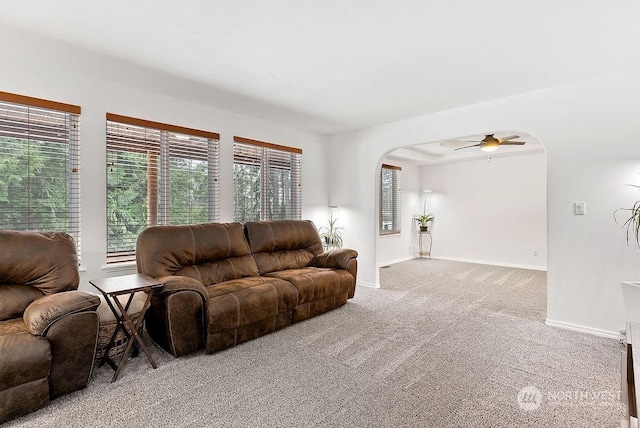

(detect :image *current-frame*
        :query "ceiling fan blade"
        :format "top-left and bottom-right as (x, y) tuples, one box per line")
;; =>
(440, 141), (469, 148)
(441, 140), (482, 148)
(500, 141), (526, 146)
(454, 143), (482, 151)
(498, 135), (520, 143)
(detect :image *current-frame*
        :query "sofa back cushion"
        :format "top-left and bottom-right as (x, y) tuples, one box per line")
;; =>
(244, 220), (324, 275)
(136, 222), (259, 284)
(0, 230), (79, 321)
(0, 285), (45, 321)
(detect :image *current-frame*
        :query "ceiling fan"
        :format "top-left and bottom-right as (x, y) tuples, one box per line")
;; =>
(440, 134), (526, 152)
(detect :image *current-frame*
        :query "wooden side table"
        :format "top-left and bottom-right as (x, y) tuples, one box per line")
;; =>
(624, 322), (640, 427)
(90, 273), (162, 382)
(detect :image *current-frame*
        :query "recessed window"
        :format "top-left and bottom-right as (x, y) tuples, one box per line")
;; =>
(0, 91), (81, 253)
(106, 113), (219, 263)
(233, 136), (301, 222)
(380, 164), (401, 234)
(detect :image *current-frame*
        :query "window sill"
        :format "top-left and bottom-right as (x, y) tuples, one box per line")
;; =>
(379, 231), (401, 236)
(101, 261), (137, 273)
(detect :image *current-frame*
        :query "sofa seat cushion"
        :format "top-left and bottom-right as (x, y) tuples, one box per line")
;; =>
(265, 267), (352, 304)
(206, 276), (298, 334)
(0, 319), (51, 392)
(0, 317), (29, 336)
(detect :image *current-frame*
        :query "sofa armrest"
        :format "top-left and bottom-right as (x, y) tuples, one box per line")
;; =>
(310, 248), (358, 270)
(156, 275), (208, 302)
(23, 290), (100, 336)
(146, 275), (207, 357)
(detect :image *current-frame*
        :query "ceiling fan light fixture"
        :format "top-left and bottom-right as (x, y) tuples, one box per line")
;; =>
(481, 142), (498, 152)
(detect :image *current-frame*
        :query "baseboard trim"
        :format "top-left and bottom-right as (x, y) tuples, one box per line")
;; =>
(434, 256), (547, 272)
(545, 319), (622, 340)
(357, 281), (380, 289)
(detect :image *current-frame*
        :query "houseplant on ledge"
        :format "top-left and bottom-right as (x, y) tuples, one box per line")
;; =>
(414, 213), (434, 232)
(616, 184), (640, 324)
(319, 207), (343, 250)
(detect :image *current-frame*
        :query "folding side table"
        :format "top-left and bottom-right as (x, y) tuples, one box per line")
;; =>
(90, 273), (162, 382)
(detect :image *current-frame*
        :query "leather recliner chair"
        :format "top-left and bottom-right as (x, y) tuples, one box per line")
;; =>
(0, 231), (101, 424)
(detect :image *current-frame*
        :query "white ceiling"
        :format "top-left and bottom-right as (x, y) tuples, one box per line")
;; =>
(1, 1), (639, 136)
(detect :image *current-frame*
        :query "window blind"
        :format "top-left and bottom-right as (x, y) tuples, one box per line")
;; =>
(106, 121), (161, 262)
(380, 164), (401, 234)
(166, 132), (219, 225)
(233, 136), (301, 222)
(233, 142), (262, 222)
(0, 91), (81, 256)
(106, 114), (219, 263)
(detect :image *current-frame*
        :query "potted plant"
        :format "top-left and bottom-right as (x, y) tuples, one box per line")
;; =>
(319, 210), (343, 250)
(616, 184), (640, 323)
(616, 184), (640, 247)
(414, 213), (434, 232)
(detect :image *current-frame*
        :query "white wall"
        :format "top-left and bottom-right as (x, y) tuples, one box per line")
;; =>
(420, 153), (547, 270)
(329, 68), (640, 337)
(376, 160), (421, 266)
(4, 26), (640, 339)
(0, 30), (329, 291)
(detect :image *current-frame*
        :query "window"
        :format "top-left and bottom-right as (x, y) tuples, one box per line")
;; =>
(380, 164), (401, 234)
(106, 113), (219, 263)
(0, 91), (81, 252)
(233, 136), (301, 222)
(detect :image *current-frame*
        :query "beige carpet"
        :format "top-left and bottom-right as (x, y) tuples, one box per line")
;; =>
(6, 259), (624, 427)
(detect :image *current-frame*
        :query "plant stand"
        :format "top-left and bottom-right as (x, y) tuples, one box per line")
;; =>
(418, 230), (432, 259)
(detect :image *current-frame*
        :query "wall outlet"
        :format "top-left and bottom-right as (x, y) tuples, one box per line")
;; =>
(533, 249), (538, 256)
(574, 202), (586, 215)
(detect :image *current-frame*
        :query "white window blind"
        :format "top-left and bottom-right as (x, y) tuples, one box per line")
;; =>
(380, 164), (401, 234)
(0, 91), (81, 255)
(233, 136), (301, 222)
(106, 113), (219, 263)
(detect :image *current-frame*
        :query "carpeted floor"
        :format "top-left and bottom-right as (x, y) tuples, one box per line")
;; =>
(6, 259), (624, 427)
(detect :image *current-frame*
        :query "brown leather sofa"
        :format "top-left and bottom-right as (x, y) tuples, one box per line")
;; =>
(136, 220), (357, 357)
(0, 231), (101, 424)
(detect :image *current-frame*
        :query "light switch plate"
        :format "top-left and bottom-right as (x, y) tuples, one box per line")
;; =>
(574, 202), (586, 215)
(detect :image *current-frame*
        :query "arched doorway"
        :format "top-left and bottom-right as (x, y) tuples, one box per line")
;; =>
(375, 131), (548, 307)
